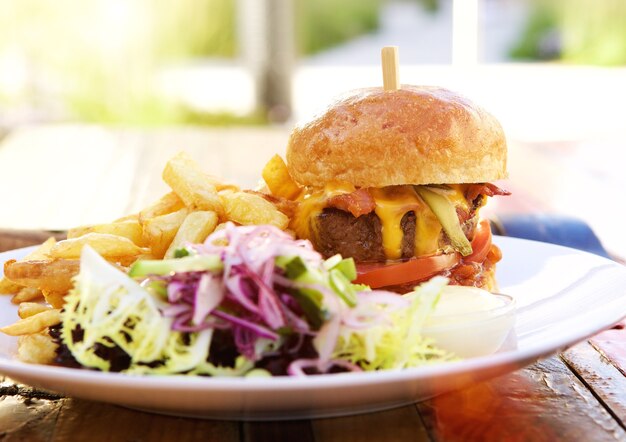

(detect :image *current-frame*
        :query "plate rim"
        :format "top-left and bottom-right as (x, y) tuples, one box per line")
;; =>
(0, 236), (625, 392)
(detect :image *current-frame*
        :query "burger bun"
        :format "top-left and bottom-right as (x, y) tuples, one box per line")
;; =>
(287, 85), (507, 188)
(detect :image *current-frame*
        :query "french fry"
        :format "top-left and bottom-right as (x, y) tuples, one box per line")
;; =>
(206, 223), (229, 246)
(164, 211), (218, 259)
(162, 152), (225, 216)
(139, 192), (185, 224)
(68, 220), (145, 247)
(43, 290), (66, 309)
(4, 259), (81, 295)
(17, 332), (58, 364)
(244, 190), (298, 218)
(142, 208), (189, 258)
(165, 151), (239, 191)
(219, 190), (289, 229)
(24, 237), (57, 260)
(0, 309), (61, 336)
(18, 302), (52, 319)
(262, 154), (302, 200)
(11, 287), (44, 304)
(114, 213), (139, 222)
(0, 277), (23, 295)
(1, 237), (57, 296)
(214, 223), (228, 232)
(49, 233), (149, 260)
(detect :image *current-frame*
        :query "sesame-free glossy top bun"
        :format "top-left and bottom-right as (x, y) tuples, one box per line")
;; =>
(286, 85), (507, 188)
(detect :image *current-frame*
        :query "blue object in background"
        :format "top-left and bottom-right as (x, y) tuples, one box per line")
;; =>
(493, 214), (611, 259)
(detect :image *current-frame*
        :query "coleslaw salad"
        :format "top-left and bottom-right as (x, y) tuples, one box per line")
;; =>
(60, 223), (454, 376)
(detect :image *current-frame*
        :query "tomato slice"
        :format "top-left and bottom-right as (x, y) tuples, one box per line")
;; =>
(355, 253), (460, 289)
(464, 219), (492, 263)
(354, 219), (494, 289)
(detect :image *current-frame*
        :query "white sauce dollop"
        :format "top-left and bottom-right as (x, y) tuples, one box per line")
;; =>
(422, 285), (516, 358)
(426, 285), (508, 326)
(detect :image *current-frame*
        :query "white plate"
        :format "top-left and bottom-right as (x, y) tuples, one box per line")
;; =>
(1, 237), (625, 420)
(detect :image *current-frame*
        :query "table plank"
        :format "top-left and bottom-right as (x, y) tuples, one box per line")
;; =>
(0, 125), (289, 230)
(0, 396), (62, 442)
(0, 378), (63, 442)
(590, 324), (626, 378)
(51, 399), (240, 442)
(563, 341), (626, 426)
(243, 420), (315, 442)
(312, 405), (431, 442)
(417, 356), (626, 442)
(0, 229), (65, 253)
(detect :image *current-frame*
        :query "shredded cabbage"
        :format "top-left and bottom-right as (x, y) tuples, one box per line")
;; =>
(330, 277), (456, 370)
(62, 247), (216, 374)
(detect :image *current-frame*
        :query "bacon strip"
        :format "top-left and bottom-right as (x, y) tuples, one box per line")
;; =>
(466, 183), (511, 202)
(327, 188), (376, 218)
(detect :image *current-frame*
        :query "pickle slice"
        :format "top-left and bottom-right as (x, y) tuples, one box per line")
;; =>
(414, 186), (472, 256)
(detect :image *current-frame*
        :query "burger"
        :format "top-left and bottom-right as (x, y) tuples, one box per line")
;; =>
(285, 85), (509, 292)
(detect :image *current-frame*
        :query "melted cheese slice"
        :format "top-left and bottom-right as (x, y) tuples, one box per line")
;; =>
(415, 207), (443, 256)
(289, 181), (354, 241)
(370, 187), (421, 260)
(290, 183), (470, 261)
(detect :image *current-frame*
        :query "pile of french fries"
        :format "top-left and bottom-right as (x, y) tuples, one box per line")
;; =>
(0, 151), (296, 364)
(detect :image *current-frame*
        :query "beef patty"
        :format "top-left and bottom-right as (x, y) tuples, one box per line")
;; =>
(314, 208), (418, 262)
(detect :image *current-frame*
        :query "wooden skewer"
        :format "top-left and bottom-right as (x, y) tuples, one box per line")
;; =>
(381, 46), (400, 91)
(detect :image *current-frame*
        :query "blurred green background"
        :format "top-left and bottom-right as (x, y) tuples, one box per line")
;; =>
(0, 0), (383, 125)
(0, 0), (624, 126)
(510, 0), (626, 65)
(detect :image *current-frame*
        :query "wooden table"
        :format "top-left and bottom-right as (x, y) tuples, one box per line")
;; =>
(1, 125), (625, 441)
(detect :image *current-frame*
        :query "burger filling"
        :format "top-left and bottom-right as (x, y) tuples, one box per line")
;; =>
(290, 182), (509, 290)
